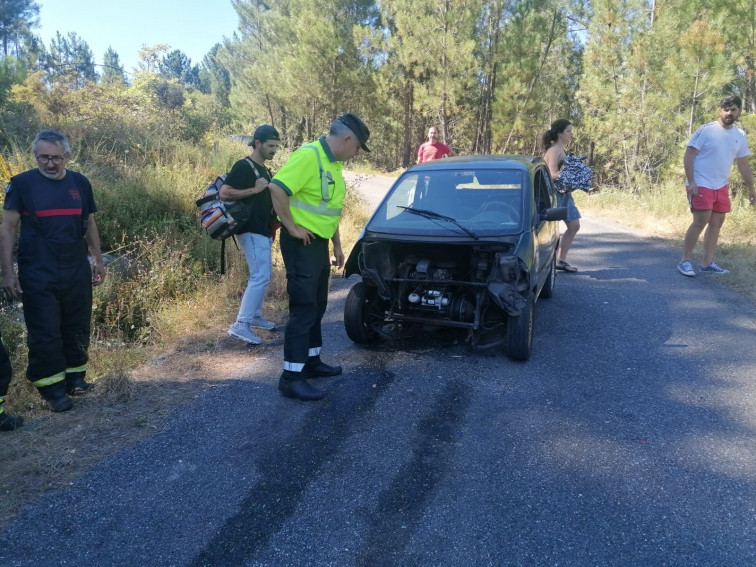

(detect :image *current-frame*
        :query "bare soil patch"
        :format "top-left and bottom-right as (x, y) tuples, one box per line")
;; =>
(0, 329), (275, 532)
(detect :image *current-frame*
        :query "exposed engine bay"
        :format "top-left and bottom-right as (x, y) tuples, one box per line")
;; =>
(355, 240), (529, 340)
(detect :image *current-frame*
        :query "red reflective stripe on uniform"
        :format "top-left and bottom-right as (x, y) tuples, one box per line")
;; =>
(34, 209), (83, 217)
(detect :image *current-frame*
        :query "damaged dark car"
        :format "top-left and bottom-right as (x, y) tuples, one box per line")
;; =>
(343, 155), (567, 361)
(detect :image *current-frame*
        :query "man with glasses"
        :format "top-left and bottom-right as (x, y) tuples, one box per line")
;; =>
(0, 129), (105, 412)
(269, 113), (370, 401)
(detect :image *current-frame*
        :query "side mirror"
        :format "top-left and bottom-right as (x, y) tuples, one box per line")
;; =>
(540, 207), (568, 222)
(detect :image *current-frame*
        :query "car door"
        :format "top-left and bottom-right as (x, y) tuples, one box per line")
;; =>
(532, 166), (558, 286)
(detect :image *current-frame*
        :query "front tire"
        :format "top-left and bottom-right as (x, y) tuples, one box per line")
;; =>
(344, 281), (379, 344)
(505, 294), (534, 361)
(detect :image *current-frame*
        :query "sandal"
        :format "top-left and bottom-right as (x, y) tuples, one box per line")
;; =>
(556, 260), (578, 273)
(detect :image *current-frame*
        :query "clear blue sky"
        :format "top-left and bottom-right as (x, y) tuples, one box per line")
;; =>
(36, 0), (239, 74)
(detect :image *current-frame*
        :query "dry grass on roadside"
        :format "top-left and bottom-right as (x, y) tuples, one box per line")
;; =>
(574, 185), (756, 303)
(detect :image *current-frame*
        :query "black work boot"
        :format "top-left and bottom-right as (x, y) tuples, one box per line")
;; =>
(65, 371), (93, 396)
(0, 411), (24, 431)
(304, 355), (342, 378)
(278, 370), (327, 401)
(38, 381), (74, 412)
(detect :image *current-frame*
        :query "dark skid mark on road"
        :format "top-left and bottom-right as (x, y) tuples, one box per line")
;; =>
(190, 364), (394, 567)
(356, 379), (472, 567)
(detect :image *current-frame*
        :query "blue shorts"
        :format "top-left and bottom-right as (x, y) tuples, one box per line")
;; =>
(557, 193), (581, 222)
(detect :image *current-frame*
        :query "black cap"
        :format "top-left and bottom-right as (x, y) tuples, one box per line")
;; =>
(249, 125), (281, 145)
(336, 113), (370, 152)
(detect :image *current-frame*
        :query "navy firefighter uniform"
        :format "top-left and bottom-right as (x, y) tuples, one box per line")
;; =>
(4, 169), (97, 397)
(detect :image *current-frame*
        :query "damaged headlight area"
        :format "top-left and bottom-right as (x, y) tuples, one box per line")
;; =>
(487, 254), (529, 315)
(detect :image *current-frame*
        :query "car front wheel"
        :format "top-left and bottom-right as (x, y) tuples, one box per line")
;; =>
(344, 281), (380, 344)
(505, 294), (534, 361)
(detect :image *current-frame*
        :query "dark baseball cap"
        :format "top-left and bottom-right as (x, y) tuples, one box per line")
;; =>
(337, 113), (370, 152)
(249, 125), (280, 145)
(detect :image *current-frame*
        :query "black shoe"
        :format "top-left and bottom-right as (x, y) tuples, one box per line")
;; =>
(38, 382), (74, 413)
(65, 371), (94, 396)
(0, 412), (24, 431)
(304, 356), (342, 378)
(278, 371), (327, 401)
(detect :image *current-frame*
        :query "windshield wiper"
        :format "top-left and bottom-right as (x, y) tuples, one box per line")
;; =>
(397, 206), (479, 239)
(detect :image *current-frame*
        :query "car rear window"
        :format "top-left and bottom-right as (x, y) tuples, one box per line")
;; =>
(368, 168), (524, 236)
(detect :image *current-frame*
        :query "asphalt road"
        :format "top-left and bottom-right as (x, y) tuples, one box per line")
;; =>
(1, 175), (755, 566)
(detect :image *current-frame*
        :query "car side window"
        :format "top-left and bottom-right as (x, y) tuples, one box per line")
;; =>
(534, 168), (552, 215)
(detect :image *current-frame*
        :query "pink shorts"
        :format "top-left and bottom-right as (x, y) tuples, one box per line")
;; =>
(688, 185), (731, 213)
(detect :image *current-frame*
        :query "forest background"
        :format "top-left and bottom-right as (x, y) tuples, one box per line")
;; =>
(1, 0), (755, 410)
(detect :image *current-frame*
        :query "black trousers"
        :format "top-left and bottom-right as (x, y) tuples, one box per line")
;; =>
(279, 228), (330, 368)
(0, 331), (11, 397)
(18, 238), (92, 384)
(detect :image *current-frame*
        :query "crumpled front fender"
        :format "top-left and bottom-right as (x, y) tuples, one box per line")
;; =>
(487, 254), (529, 315)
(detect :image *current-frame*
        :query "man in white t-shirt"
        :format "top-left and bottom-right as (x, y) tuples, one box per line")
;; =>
(678, 95), (756, 276)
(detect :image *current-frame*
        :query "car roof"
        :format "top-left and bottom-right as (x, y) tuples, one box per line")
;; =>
(407, 154), (545, 173)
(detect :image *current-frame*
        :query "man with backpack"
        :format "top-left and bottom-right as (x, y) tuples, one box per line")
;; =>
(0, 129), (105, 413)
(221, 125), (281, 344)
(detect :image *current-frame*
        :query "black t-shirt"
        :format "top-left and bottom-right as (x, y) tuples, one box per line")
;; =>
(4, 169), (97, 249)
(224, 157), (275, 236)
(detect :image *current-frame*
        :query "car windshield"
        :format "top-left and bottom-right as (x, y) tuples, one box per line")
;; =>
(367, 168), (525, 236)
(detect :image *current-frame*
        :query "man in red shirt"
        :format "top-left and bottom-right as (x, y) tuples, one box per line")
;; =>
(417, 126), (456, 163)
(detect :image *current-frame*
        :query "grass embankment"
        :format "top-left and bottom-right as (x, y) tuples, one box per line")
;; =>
(0, 139), (370, 528)
(573, 183), (756, 302)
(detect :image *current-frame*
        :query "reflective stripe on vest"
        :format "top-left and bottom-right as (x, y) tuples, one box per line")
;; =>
(289, 198), (342, 216)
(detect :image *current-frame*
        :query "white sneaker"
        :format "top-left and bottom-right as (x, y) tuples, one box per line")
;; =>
(228, 322), (262, 345)
(249, 317), (276, 331)
(677, 261), (695, 277)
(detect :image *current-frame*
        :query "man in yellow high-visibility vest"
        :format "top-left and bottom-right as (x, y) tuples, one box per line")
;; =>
(269, 114), (370, 401)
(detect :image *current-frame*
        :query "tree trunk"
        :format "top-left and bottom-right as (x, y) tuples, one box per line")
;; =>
(402, 77), (414, 168)
(476, 3), (501, 154)
(265, 94), (274, 127)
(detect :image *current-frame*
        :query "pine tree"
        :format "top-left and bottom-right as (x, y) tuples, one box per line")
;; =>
(0, 0), (39, 57)
(101, 47), (126, 85)
(45, 31), (98, 87)
(160, 49), (200, 88)
(198, 44), (231, 103)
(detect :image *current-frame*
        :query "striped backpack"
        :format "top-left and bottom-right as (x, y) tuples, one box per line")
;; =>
(196, 158), (257, 240)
